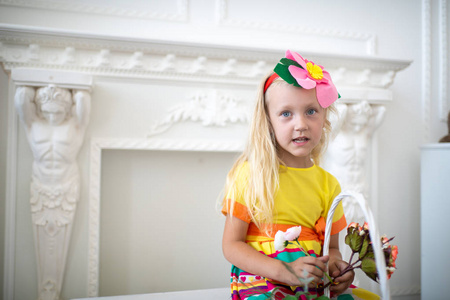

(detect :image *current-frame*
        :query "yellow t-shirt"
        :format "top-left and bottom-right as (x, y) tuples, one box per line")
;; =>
(223, 162), (346, 254)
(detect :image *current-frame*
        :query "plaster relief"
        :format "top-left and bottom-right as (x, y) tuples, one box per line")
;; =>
(15, 84), (90, 300)
(148, 90), (250, 136)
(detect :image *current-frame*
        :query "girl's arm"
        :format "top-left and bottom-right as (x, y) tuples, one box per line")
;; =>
(328, 233), (355, 295)
(222, 215), (328, 287)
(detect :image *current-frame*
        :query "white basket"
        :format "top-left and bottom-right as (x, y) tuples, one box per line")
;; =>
(322, 191), (390, 299)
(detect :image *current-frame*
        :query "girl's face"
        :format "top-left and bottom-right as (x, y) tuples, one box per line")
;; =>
(266, 84), (325, 168)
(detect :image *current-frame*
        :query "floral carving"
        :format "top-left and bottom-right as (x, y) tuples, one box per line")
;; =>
(148, 90), (250, 136)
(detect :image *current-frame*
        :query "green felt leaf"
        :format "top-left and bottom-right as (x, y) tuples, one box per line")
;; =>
(279, 58), (303, 69)
(274, 63), (300, 87)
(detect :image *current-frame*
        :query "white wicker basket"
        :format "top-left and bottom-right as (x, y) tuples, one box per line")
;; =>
(322, 191), (390, 299)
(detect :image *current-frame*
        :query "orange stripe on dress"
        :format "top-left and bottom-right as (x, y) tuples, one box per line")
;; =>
(246, 215), (347, 243)
(222, 199), (347, 242)
(221, 200), (252, 224)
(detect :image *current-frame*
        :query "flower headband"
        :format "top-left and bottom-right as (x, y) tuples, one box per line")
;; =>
(264, 50), (340, 108)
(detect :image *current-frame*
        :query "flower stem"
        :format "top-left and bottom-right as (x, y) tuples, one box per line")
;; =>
(348, 251), (355, 265)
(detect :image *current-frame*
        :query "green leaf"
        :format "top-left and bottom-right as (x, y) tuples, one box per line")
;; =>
(361, 256), (378, 283)
(273, 64), (300, 87)
(349, 232), (362, 252)
(344, 233), (351, 246)
(359, 236), (369, 259)
(283, 296), (297, 300)
(279, 58), (303, 69)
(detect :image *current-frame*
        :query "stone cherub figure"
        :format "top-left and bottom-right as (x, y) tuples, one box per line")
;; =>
(439, 111), (450, 143)
(15, 84), (90, 300)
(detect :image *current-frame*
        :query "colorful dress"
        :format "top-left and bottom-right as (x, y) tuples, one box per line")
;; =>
(222, 163), (379, 300)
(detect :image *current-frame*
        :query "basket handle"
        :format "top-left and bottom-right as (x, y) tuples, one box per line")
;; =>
(322, 191), (390, 299)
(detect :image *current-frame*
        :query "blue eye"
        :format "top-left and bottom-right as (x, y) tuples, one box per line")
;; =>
(281, 111), (292, 117)
(306, 109), (317, 115)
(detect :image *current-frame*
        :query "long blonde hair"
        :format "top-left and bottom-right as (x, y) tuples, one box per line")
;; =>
(224, 73), (335, 232)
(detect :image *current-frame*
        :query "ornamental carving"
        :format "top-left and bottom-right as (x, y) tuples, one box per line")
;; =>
(148, 90), (250, 136)
(15, 84), (91, 300)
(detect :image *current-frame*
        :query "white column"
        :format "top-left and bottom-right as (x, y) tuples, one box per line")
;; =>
(12, 69), (92, 300)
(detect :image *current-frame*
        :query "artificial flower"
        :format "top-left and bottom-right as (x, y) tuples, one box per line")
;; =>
(284, 50), (339, 108)
(342, 222), (398, 283)
(284, 226), (302, 241)
(274, 230), (288, 251)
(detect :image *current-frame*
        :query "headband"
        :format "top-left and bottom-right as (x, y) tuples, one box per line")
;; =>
(264, 50), (340, 108)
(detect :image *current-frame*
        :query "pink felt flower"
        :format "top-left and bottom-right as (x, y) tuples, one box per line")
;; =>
(285, 50), (339, 108)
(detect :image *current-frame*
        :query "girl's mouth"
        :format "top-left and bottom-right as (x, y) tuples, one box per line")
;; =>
(293, 137), (309, 143)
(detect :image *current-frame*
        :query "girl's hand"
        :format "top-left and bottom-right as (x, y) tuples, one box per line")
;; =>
(329, 259), (355, 296)
(284, 255), (329, 287)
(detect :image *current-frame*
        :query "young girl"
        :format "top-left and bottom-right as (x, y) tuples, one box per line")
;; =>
(222, 50), (373, 299)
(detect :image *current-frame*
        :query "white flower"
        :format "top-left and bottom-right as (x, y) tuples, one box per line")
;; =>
(274, 230), (287, 251)
(285, 226), (302, 241)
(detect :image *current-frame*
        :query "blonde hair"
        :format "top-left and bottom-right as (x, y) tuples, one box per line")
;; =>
(224, 73), (336, 233)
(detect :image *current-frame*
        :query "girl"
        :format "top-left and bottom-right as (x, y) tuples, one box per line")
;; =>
(222, 50), (368, 299)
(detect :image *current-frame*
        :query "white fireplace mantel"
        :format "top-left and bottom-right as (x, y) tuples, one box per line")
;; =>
(1, 25), (412, 298)
(0, 25), (410, 94)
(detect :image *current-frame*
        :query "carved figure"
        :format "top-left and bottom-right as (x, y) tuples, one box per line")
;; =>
(15, 84), (90, 300)
(439, 111), (450, 143)
(327, 101), (385, 199)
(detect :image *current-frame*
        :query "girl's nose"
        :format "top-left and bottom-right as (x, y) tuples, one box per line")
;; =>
(294, 116), (308, 132)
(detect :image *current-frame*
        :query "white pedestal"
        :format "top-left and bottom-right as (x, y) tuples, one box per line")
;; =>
(421, 143), (450, 299)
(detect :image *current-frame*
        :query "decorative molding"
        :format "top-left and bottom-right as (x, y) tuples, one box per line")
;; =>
(0, 25), (411, 90)
(439, 0), (448, 121)
(215, 0), (377, 55)
(148, 90), (250, 136)
(0, 0), (189, 22)
(11, 68), (93, 90)
(87, 138), (244, 296)
(422, 0), (431, 142)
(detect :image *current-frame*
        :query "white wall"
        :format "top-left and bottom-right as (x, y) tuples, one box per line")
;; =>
(1, 0), (448, 299)
(0, 56), (9, 300)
